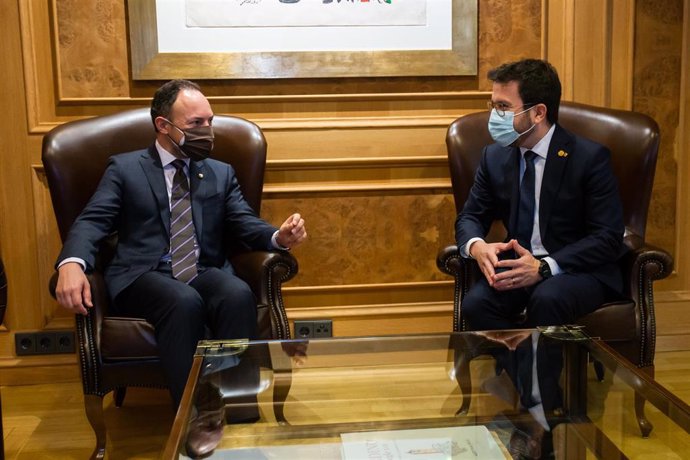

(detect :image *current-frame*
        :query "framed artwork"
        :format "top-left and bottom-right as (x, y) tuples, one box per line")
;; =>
(128, 0), (477, 79)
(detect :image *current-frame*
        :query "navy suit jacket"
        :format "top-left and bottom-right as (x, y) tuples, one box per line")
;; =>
(57, 146), (277, 301)
(455, 124), (625, 293)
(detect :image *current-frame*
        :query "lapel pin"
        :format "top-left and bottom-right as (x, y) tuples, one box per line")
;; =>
(557, 150), (569, 158)
(198, 173), (204, 179)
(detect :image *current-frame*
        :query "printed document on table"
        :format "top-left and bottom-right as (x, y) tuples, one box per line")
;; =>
(341, 426), (507, 460)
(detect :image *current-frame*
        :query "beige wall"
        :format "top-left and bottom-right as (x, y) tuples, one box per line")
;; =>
(1, 0), (688, 384)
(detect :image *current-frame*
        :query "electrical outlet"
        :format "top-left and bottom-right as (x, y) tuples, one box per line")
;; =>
(313, 320), (332, 338)
(294, 320), (314, 338)
(55, 330), (76, 353)
(15, 332), (36, 356)
(294, 320), (332, 338)
(36, 332), (56, 354)
(14, 330), (76, 355)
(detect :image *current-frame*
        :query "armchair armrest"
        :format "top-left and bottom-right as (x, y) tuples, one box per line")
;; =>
(436, 244), (478, 332)
(620, 236), (674, 291)
(49, 269), (110, 394)
(49, 270), (109, 326)
(618, 232), (674, 368)
(230, 250), (299, 340)
(436, 244), (462, 277)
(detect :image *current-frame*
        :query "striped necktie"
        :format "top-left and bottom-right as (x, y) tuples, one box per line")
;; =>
(170, 160), (198, 283)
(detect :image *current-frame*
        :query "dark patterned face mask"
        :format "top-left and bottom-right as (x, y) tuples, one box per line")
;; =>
(164, 120), (215, 161)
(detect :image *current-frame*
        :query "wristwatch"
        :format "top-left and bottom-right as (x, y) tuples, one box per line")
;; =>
(538, 259), (552, 280)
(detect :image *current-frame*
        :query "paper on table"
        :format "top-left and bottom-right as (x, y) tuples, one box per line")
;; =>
(341, 426), (506, 460)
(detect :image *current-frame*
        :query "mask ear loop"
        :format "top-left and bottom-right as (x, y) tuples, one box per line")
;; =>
(162, 118), (186, 146)
(515, 105), (537, 139)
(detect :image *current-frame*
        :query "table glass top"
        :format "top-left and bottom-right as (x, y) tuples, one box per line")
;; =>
(167, 328), (690, 459)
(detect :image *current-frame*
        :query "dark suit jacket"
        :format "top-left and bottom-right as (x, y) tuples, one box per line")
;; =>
(455, 124), (625, 293)
(57, 146), (277, 301)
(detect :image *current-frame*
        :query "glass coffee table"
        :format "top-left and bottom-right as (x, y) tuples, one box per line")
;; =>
(163, 329), (690, 459)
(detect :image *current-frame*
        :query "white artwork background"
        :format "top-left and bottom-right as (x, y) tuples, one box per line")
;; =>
(156, 0), (451, 53)
(186, 0), (427, 28)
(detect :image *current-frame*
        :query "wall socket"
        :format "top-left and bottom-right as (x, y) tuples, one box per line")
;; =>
(15, 330), (76, 356)
(294, 320), (332, 338)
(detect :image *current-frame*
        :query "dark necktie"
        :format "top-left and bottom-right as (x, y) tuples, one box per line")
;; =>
(516, 150), (537, 252)
(170, 160), (198, 283)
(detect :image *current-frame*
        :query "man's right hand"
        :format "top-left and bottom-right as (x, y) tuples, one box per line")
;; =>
(56, 262), (92, 315)
(468, 240), (514, 287)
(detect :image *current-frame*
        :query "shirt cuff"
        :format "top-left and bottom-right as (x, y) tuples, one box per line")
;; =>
(271, 231), (290, 251)
(542, 256), (562, 276)
(58, 257), (86, 271)
(462, 238), (484, 258)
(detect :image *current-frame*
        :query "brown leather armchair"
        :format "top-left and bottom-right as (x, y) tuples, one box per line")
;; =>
(437, 101), (673, 437)
(42, 108), (298, 459)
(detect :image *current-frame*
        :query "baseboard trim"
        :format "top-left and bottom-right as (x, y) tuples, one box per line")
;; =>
(656, 334), (690, 352)
(0, 355), (79, 385)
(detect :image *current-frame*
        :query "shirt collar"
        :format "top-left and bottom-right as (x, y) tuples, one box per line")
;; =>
(520, 123), (556, 160)
(155, 140), (189, 168)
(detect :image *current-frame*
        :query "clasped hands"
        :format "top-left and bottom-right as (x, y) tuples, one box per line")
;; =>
(469, 239), (541, 291)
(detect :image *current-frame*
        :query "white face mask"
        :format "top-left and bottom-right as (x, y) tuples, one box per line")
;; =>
(488, 106), (536, 147)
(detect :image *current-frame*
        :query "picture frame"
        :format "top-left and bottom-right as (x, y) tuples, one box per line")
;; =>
(128, 0), (477, 80)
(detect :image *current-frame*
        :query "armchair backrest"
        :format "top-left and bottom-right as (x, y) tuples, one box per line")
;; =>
(446, 101), (660, 240)
(42, 108), (268, 243)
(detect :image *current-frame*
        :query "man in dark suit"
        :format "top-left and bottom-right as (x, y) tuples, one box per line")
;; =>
(54, 79), (307, 408)
(455, 59), (625, 457)
(456, 59), (625, 330)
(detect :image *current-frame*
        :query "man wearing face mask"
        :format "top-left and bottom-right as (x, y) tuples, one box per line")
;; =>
(54, 79), (307, 408)
(456, 58), (625, 331)
(456, 58), (625, 458)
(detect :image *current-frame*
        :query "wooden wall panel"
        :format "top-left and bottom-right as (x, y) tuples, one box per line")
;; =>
(633, 0), (685, 264)
(55, 0), (129, 98)
(478, 0), (542, 89)
(31, 168), (74, 330)
(262, 192), (456, 287)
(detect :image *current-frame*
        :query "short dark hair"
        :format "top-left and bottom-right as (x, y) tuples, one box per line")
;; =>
(150, 79), (202, 131)
(487, 59), (561, 124)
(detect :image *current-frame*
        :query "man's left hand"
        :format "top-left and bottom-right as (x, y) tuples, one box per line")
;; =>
(491, 239), (541, 291)
(276, 213), (307, 249)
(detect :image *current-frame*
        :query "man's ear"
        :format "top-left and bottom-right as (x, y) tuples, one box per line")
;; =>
(154, 116), (170, 133)
(533, 103), (548, 124)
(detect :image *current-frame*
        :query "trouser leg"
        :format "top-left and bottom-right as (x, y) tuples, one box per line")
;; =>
(114, 270), (206, 408)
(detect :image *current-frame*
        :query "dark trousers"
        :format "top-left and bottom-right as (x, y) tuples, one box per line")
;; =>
(461, 272), (607, 330)
(114, 264), (257, 409)
(462, 273), (608, 426)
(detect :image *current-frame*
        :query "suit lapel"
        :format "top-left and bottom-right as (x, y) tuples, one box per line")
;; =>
(139, 146), (170, 238)
(539, 124), (573, 239)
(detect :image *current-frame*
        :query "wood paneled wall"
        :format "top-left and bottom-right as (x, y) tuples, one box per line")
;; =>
(1, 0), (688, 384)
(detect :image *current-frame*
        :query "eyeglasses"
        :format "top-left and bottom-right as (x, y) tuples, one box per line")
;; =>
(487, 101), (536, 118)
